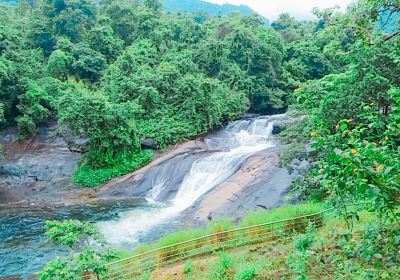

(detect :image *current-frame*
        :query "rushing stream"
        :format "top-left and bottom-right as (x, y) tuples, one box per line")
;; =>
(0, 116), (279, 278)
(98, 117), (277, 246)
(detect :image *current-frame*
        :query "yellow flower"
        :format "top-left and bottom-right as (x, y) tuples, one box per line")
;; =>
(351, 149), (357, 155)
(375, 165), (384, 172)
(311, 131), (320, 137)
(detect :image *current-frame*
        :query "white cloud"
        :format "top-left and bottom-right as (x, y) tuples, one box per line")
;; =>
(205, 0), (355, 20)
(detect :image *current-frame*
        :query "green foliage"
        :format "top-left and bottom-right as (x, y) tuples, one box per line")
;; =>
(234, 263), (258, 280)
(1, 0), (295, 186)
(240, 203), (324, 227)
(288, 1), (400, 225)
(72, 149), (154, 187)
(43, 0), (97, 42)
(286, 223), (316, 280)
(210, 252), (235, 280)
(16, 78), (64, 137)
(337, 222), (400, 278)
(47, 49), (72, 80)
(58, 87), (141, 168)
(71, 43), (107, 81)
(39, 219), (117, 280)
(86, 24), (123, 62)
(44, 219), (102, 248)
(183, 259), (194, 275)
(140, 272), (151, 280)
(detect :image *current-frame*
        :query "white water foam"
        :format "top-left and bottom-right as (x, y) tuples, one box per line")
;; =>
(98, 117), (277, 246)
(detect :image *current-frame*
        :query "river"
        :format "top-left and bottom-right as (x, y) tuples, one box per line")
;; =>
(0, 116), (281, 278)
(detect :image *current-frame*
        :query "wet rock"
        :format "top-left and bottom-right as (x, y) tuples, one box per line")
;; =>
(181, 146), (294, 222)
(272, 124), (281, 135)
(59, 126), (88, 152)
(96, 149), (209, 201)
(0, 122), (82, 205)
(141, 138), (158, 150)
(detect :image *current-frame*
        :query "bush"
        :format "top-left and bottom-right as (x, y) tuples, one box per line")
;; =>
(183, 260), (194, 275)
(286, 223), (316, 280)
(38, 220), (117, 279)
(210, 253), (235, 280)
(235, 263), (258, 280)
(73, 149), (154, 187)
(240, 203), (325, 227)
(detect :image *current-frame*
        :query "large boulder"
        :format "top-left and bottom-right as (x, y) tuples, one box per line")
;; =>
(59, 126), (89, 153)
(141, 138), (158, 150)
(272, 124), (281, 135)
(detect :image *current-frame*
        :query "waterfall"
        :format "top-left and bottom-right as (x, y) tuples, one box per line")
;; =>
(98, 117), (277, 246)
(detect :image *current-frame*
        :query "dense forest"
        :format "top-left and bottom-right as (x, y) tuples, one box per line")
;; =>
(1, 0), (400, 278)
(163, 0), (256, 18)
(1, 0), (290, 187)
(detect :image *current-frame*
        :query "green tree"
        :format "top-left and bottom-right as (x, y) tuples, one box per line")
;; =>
(86, 23), (123, 62)
(143, 0), (163, 13)
(71, 43), (106, 81)
(43, 0), (97, 42)
(47, 49), (72, 80)
(38, 220), (117, 280)
(57, 87), (141, 167)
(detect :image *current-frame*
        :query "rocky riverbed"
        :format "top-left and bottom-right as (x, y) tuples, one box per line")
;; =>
(0, 115), (307, 215)
(0, 114), (308, 277)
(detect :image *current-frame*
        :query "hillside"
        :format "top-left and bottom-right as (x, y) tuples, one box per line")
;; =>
(163, 0), (254, 16)
(1, 0), (400, 279)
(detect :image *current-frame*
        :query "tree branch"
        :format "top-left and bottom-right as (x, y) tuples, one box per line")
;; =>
(383, 30), (400, 41)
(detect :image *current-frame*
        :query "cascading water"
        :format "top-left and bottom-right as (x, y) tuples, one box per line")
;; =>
(98, 117), (277, 246)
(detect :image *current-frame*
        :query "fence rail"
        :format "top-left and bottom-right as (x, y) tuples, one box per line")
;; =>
(86, 204), (365, 280)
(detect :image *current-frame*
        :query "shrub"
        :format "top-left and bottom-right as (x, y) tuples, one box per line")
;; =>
(210, 253), (235, 280)
(183, 260), (194, 275)
(240, 203), (325, 227)
(286, 223), (316, 280)
(73, 149), (154, 187)
(235, 263), (258, 280)
(38, 220), (117, 279)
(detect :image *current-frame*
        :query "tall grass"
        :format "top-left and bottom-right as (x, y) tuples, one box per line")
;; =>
(121, 203), (325, 259)
(111, 203), (327, 278)
(240, 203), (325, 227)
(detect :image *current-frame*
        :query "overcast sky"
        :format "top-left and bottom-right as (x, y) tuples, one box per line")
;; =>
(205, 0), (355, 20)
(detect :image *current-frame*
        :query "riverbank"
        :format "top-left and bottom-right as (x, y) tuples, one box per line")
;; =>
(142, 211), (388, 280)
(0, 114), (308, 278)
(0, 113), (306, 215)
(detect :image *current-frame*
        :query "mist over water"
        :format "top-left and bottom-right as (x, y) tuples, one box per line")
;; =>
(98, 117), (278, 246)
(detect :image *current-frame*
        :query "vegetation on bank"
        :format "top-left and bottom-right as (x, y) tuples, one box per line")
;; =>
(2, 0), (400, 278)
(37, 203), (325, 279)
(37, 220), (118, 280)
(72, 149), (154, 187)
(37, 204), (400, 279)
(121, 203), (326, 257)
(1, 0), (289, 186)
(147, 212), (400, 280)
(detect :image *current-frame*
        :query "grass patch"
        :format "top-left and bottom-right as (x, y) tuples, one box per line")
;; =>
(72, 149), (154, 187)
(120, 203), (325, 263)
(143, 212), (398, 280)
(183, 260), (194, 275)
(240, 202), (326, 227)
(235, 262), (258, 280)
